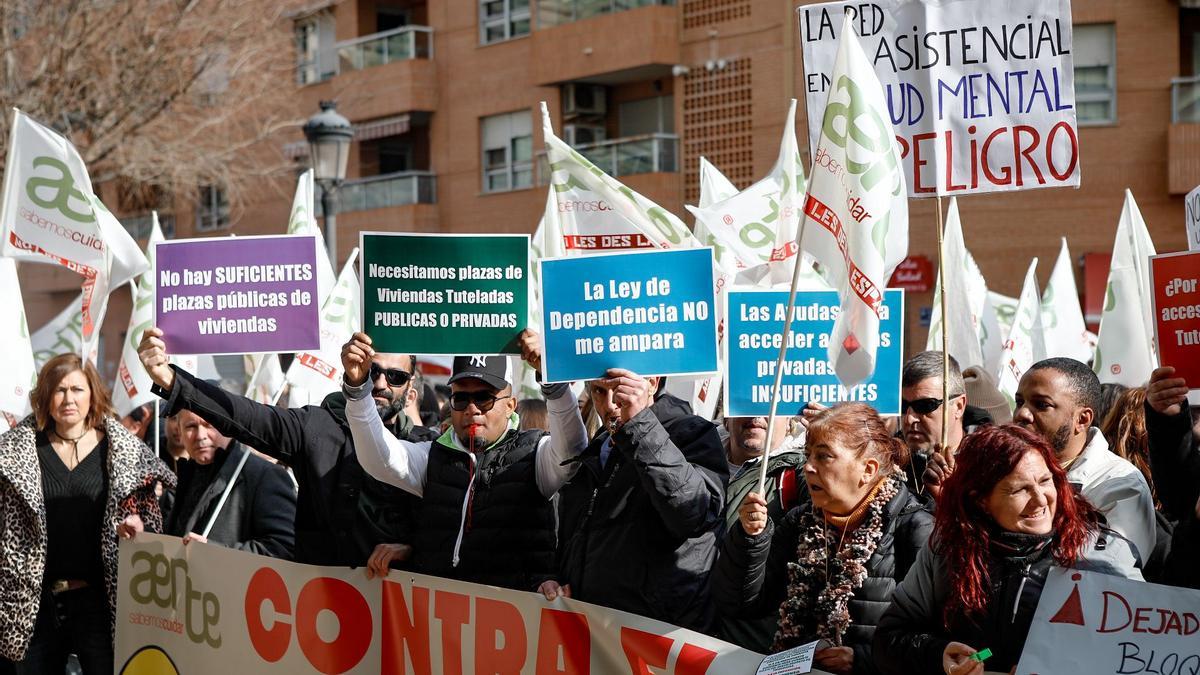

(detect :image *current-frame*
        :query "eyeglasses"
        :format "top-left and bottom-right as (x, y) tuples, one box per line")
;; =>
(449, 391), (511, 412)
(369, 363), (412, 387)
(901, 394), (962, 416)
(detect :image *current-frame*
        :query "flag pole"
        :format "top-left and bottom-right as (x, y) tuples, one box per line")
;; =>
(935, 195), (950, 458)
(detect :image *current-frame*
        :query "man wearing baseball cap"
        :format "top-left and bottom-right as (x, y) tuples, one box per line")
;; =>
(341, 332), (587, 592)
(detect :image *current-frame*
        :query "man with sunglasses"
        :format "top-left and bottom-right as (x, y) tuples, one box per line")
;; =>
(342, 332), (589, 592)
(137, 327), (435, 572)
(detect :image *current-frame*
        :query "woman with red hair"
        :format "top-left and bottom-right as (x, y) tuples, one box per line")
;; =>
(872, 424), (1142, 675)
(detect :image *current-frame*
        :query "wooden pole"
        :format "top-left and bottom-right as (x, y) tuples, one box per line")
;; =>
(935, 195), (951, 457)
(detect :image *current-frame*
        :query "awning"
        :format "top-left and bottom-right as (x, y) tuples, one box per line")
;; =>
(354, 114), (412, 141)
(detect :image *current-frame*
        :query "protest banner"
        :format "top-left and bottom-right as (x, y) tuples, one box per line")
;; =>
(1150, 250), (1200, 405)
(1016, 567), (1200, 674)
(724, 289), (903, 418)
(0, 258), (36, 416)
(116, 534), (769, 674)
(360, 233), (528, 356)
(539, 248), (718, 384)
(154, 235), (320, 355)
(798, 0), (1079, 197)
(1186, 184), (1200, 252)
(1094, 190), (1158, 386)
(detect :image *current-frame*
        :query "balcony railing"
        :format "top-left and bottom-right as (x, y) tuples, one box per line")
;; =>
(315, 171), (436, 215)
(537, 133), (678, 184)
(537, 0), (674, 28)
(1172, 76), (1200, 123)
(337, 26), (433, 73)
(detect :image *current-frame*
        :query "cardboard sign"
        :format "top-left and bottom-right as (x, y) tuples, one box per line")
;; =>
(1016, 567), (1200, 674)
(155, 235), (320, 355)
(116, 534), (767, 674)
(799, 0), (1079, 197)
(1150, 250), (1200, 404)
(359, 233), (529, 355)
(539, 248), (719, 383)
(724, 289), (903, 418)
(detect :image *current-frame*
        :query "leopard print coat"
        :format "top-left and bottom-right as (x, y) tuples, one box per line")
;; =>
(0, 415), (176, 661)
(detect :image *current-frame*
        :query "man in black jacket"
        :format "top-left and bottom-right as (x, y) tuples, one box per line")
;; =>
(138, 327), (435, 570)
(538, 368), (728, 634)
(1145, 365), (1200, 588)
(169, 408), (296, 559)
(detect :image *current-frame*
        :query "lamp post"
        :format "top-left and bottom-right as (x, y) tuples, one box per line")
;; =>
(303, 100), (352, 265)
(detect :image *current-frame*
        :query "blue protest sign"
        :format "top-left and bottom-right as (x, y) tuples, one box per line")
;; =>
(539, 248), (718, 383)
(724, 289), (903, 418)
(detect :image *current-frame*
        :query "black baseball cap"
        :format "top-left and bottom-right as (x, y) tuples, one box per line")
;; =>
(448, 355), (512, 391)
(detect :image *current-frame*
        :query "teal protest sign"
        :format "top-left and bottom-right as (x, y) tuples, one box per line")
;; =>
(359, 233), (528, 355)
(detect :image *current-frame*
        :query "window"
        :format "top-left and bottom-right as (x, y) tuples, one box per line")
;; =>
(480, 0), (530, 44)
(1074, 23), (1115, 125)
(195, 185), (230, 232)
(618, 95), (675, 136)
(294, 13), (336, 84)
(481, 111), (533, 192)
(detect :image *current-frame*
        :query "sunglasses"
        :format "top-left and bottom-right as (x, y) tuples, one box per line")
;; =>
(901, 394), (962, 416)
(449, 391), (511, 412)
(369, 363), (412, 387)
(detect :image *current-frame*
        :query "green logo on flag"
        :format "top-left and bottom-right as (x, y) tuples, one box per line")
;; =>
(25, 157), (94, 223)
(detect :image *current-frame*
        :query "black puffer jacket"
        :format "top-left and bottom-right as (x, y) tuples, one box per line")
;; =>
(1145, 400), (1200, 588)
(714, 479), (932, 674)
(556, 394), (727, 633)
(156, 366), (435, 566)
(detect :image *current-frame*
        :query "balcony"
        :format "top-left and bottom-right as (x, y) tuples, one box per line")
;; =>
(530, 3), (678, 85)
(1168, 76), (1200, 194)
(336, 26), (433, 73)
(297, 27), (438, 120)
(315, 171), (436, 215)
(538, 133), (678, 182)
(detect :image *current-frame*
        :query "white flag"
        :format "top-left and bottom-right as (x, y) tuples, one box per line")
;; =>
(287, 169), (336, 304)
(0, 258), (36, 415)
(1093, 190), (1158, 385)
(799, 18), (908, 387)
(996, 259), (1047, 409)
(245, 354), (286, 405)
(1041, 238), (1092, 362)
(31, 293), (88, 369)
(0, 109), (149, 359)
(925, 199), (984, 368)
(111, 215), (165, 417)
(692, 157), (741, 277)
(284, 249), (361, 401)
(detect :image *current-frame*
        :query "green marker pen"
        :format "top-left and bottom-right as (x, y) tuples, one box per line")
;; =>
(969, 648), (993, 663)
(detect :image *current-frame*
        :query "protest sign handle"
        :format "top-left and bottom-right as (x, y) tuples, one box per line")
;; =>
(935, 196), (951, 458)
(757, 209), (813, 496)
(201, 448), (252, 539)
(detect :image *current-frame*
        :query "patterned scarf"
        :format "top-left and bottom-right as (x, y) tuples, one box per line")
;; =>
(772, 473), (901, 651)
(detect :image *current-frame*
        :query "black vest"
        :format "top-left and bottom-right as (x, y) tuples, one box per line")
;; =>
(413, 428), (555, 591)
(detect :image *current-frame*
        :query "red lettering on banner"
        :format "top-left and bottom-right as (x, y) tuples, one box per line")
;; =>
(620, 627), (672, 674)
(294, 578), (372, 674)
(297, 353), (337, 380)
(675, 643), (718, 675)
(562, 234), (655, 251)
(381, 582), (431, 675)
(910, 132), (937, 194)
(245, 568), (292, 663)
(535, 608), (590, 675)
(1013, 125), (1045, 187)
(475, 598), (527, 674)
(802, 195), (884, 318)
(897, 126), (1078, 194)
(434, 591), (470, 675)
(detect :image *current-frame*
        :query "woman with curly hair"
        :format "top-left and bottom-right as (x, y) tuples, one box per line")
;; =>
(0, 354), (175, 673)
(713, 403), (933, 674)
(872, 424), (1142, 675)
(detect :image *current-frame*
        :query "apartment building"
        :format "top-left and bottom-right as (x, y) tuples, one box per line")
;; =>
(19, 0), (1199, 378)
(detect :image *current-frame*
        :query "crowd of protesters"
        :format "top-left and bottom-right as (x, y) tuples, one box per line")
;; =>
(0, 326), (1197, 675)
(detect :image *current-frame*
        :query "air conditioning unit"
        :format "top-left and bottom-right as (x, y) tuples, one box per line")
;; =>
(564, 123), (607, 147)
(563, 83), (607, 117)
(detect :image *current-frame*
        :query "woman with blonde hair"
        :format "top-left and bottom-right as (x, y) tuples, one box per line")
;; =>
(0, 354), (174, 673)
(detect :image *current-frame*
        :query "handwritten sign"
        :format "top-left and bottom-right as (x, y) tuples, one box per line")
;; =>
(1150, 251), (1200, 404)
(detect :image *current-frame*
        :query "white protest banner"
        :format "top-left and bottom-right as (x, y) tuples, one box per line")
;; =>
(925, 198), (984, 368)
(31, 293), (89, 369)
(996, 259), (1046, 409)
(1017, 567), (1200, 674)
(0, 109), (149, 359)
(989, 291), (1019, 339)
(112, 215), (165, 417)
(0, 258), (36, 416)
(116, 534), (767, 674)
(1041, 237), (1092, 362)
(285, 249), (362, 400)
(799, 0), (1079, 197)
(799, 16), (909, 387)
(1094, 190), (1158, 386)
(287, 168), (336, 305)
(1186, 184), (1200, 252)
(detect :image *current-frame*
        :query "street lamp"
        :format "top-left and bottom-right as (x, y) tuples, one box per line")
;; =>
(303, 100), (352, 265)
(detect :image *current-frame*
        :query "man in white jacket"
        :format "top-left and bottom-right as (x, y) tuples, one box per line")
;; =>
(1014, 357), (1156, 566)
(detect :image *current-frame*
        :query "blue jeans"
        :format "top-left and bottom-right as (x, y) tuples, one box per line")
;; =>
(3, 585), (112, 675)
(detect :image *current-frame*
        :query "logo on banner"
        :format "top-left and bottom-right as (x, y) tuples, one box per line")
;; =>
(127, 551), (221, 647)
(26, 156), (94, 223)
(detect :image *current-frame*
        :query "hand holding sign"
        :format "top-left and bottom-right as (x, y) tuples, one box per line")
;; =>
(596, 368), (655, 424)
(738, 492), (769, 537)
(137, 327), (175, 390)
(518, 329), (544, 373)
(341, 332), (375, 387)
(1147, 366), (1190, 417)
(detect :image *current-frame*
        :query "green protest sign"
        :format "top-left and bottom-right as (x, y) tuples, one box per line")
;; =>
(359, 233), (529, 355)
